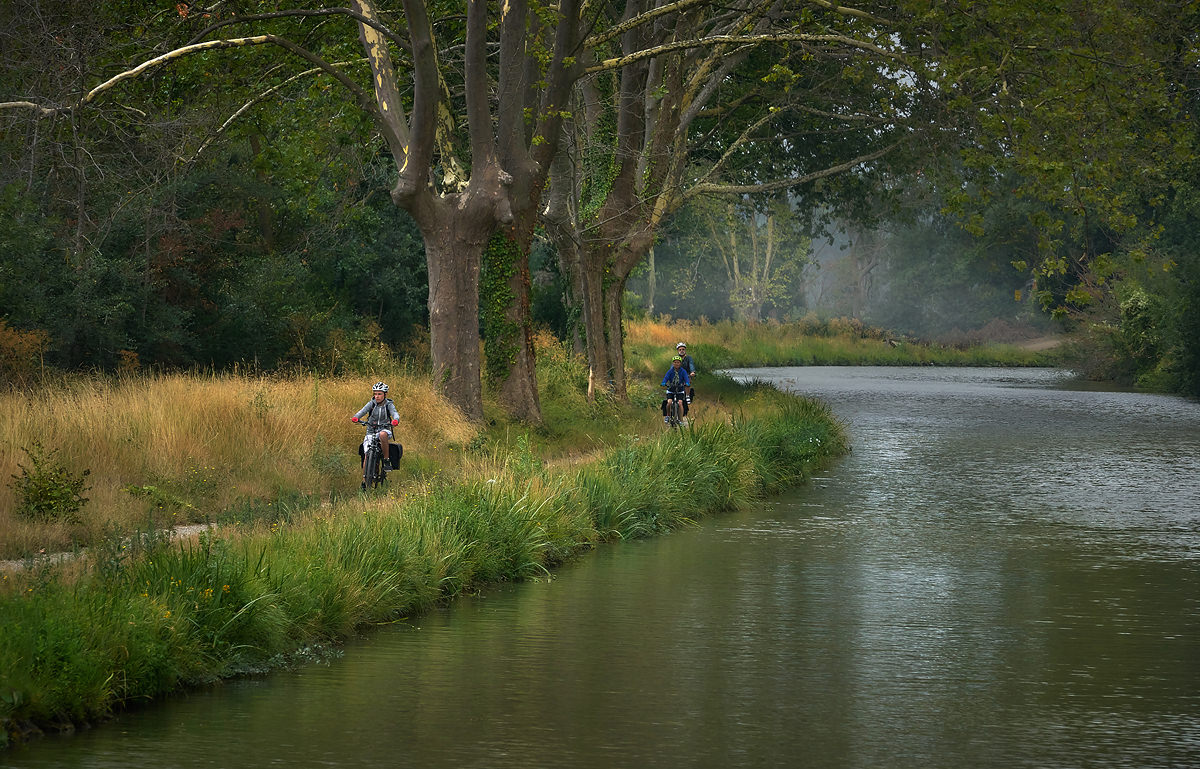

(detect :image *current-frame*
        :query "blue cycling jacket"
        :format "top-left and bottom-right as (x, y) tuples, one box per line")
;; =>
(661, 366), (690, 391)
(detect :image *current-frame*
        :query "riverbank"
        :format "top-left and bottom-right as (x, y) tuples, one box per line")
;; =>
(625, 316), (1061, 374)
(0, 346), (847, 747)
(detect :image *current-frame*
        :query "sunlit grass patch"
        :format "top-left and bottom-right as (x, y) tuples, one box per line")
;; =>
(625, 316), (1053, 372)
(0, 372), (478, 559)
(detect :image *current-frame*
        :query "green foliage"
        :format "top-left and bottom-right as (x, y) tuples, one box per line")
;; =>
(0, 3), (428, 377)
(8, 443), (90, 524)
(925, 0), (1193, 315)
(481, 232), (522, 385)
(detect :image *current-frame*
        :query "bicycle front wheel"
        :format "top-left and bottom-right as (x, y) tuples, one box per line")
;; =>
(363, 448), (381, 489)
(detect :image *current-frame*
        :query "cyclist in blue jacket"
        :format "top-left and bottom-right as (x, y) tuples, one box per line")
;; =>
(660, 356), (691, 424)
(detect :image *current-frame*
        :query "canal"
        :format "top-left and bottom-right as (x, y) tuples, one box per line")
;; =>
(7, 367), (1200, 768)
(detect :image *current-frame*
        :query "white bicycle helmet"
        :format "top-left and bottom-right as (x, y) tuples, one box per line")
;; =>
(676, 342), (687, 350)
(372, 381), (389, 393)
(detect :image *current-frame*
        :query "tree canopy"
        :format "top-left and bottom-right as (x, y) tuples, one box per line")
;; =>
(2, 0), (1197, 397)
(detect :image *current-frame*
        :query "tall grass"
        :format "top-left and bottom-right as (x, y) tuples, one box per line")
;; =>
(1, 324), (856, 745)
(0, 372), (476, 558)
(626, 316), (1055, 377)
(0, 379), (847, 745)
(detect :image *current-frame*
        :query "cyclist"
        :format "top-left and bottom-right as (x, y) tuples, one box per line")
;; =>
(675, 341), (697, 403)
(660, 355), (691, 425)
(351, 382), (400, 471)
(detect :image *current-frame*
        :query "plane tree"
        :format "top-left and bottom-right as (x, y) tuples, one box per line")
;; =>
(544, 0), (924, 400)
(665, 194), (813, 323)
(1, 0), (585, 421)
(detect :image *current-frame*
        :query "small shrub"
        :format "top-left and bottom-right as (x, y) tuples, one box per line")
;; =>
(8, 442), (90, 523)
(0, 318), (49, 384)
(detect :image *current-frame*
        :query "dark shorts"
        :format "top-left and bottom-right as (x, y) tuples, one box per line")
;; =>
(661, 394), (689, 416)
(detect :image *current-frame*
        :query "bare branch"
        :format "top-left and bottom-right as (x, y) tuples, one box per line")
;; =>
(184, 8), (409, 53)
(584, 0), (719, 49)
(694, 111), (777, 188)
(587, 32), (898, 73)
(686, 141), (904, 198)
(0, 101), (59, 116)
(0, 35), (379, 125)
(188, 59), (365, 163)
(803, 0), (893, 25)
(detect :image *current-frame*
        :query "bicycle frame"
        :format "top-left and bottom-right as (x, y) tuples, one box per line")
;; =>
(663, 389), (686, 429)
(357, 425), (403, 490)
(361, 430), (386, 489)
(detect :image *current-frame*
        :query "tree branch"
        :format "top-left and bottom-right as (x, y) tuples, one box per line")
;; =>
(0, 35), (380, 127)
(587, 32), (898, 73)
(188, 59), (365, 163)
(0, 101), (59, 116)
(184, 7), (409, 53)
(802, 0), (893, 26)
(352, 0), (411, 165)
(464, 0), (498, 177)
(584, 0), (718, 49)
(686, 141), (903, 198)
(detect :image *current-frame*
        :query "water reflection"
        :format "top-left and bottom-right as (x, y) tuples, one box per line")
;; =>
(8, 367), (1200, 769)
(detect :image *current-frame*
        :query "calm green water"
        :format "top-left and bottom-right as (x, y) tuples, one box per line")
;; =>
(7, 367), (1200, 769)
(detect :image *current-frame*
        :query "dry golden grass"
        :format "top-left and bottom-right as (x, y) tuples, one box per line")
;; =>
(0, 372), (477, 558)
(627, 317), (700, 349)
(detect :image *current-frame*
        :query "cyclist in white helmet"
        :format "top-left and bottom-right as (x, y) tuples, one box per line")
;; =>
(351, 381), (400, 471)
(675, 342), (696, 406)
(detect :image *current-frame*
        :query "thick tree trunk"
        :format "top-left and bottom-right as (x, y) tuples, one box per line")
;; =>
(603, 273), (629, 400)
(485, 226), (542, 423)
(578, 240), (644, 402)
(498, 263), (540, 422)
(422, 214), (489, 421)
(578, 243), (612, 400)
(545, 139), (587, 358)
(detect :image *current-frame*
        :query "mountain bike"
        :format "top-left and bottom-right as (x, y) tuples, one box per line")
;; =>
(663, 388), (687, 429)
(358, 429), (402, 490)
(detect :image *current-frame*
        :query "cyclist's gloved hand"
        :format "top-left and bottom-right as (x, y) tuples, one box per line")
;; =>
(391, 419), (399, 426)
(351, 416), (359, 423)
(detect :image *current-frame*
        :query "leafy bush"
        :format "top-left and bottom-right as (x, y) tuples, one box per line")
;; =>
(8, 442), (90, 523)
(0, 319), (48, 384)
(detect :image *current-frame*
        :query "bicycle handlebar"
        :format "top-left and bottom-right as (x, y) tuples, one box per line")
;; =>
(351, 416), (400, 426)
